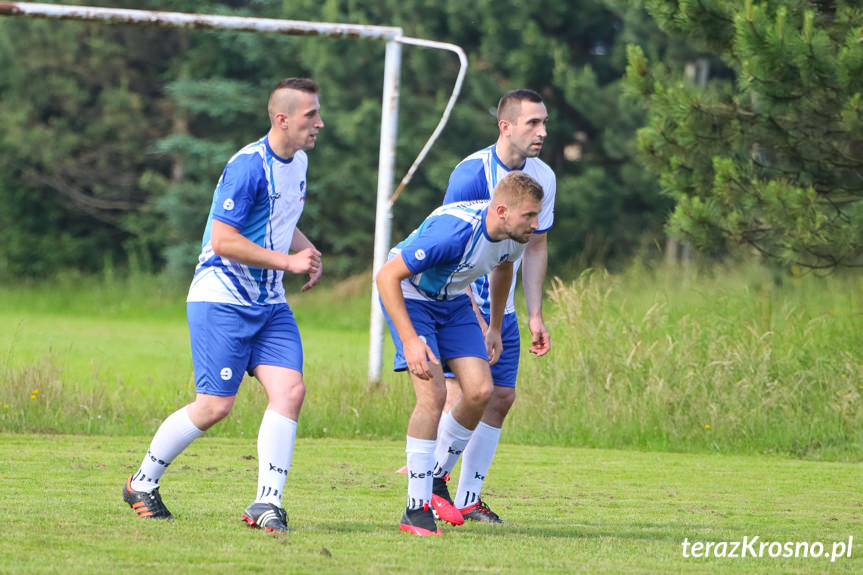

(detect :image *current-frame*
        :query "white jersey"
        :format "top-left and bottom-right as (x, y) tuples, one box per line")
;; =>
(444, 144), (556, 314)
(187, 136), (309, 305)
(389, 201), (526, 301)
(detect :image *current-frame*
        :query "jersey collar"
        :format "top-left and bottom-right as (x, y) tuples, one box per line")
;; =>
(491, 144), (526, 171)
(264, 135), (295, 164)
(480, 205), (502, 242)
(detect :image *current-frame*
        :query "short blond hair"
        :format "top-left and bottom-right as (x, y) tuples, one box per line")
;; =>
(492, 171), (544, 208)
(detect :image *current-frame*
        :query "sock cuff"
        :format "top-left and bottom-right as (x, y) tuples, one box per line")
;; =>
(474, 421), (502, 438)
(442, 411), (474, 440)
(179, 406), (205, 440)
(405, 435), (436, 454)
(262, 409), (298, 428)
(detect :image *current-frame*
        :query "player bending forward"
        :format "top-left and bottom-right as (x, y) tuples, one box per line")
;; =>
(376, 171), (543, 536)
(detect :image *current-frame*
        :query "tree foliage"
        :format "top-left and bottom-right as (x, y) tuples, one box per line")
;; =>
(628, 0), (863, 268)
(0, 0), (672, 280)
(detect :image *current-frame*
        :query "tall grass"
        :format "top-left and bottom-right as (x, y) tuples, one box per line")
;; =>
(1, 264), (862, 459)
(509, 264), (863, 459)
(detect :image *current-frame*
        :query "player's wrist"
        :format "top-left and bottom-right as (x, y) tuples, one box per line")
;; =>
(528, 313), (544, 325)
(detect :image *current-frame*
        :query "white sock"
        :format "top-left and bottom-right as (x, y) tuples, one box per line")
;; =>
(405, 435), (435, 510)
(454, 422), (501, 509)
(131, 406), (204, 492)
(255, 410), (298, 506)
(433, 411), (474, 479)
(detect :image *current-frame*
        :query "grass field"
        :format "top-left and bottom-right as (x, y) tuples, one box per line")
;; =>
(1, 264), (861, 458)
(1, 433), (859, 574)
(1, 265), (861, 572)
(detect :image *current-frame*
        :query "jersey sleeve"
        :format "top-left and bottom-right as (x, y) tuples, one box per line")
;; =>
(211, 153), (268, 230)
(400, 215), (473, 275)
(444, 159), (490, 204)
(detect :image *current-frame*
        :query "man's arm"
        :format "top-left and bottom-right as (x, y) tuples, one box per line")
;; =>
(291, 228), (322, 291)
(211, 219), (321, 278)
(486, 261), (513, 365)
(522, 232), (550, 356)
(376, 256), (439, 379)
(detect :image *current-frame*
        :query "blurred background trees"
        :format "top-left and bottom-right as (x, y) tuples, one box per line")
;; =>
(628, 0), (863, 268)
(2, 0), (859, 281)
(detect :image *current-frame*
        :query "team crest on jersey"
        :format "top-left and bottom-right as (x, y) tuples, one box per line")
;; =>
(414, 249), (426, 261)
(223, 198), (235, 211)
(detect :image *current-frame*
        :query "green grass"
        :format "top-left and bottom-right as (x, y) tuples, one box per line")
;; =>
(1, 264), (862, 459)
(0, 433), (859, 574)
(509, 264), (863, 459)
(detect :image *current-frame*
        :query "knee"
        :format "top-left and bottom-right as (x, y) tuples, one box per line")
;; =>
(487, 387), (516, 421)
(289, 380), (306, 406)
(464, 379), (493, 408)
(493, 387), (516, 411)
(190, 397), (234, 429)
(208, 401), (234, 422)
(271, 379), (306, 414)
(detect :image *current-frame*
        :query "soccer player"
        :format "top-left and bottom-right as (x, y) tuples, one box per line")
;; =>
(377, 171), (544, 536)
(122, 78), (324, 533)
(434, 89), (556, 523)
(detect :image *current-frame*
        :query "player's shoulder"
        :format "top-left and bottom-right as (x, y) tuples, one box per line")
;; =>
(454, 145), (494, 170)
(294, 149), (309, 165)
(524, 156), (556, 180)
(428, 201), (485, 231)
(446, 147), (494, 202)
(226, 138), (268, 169)
(435, 199), (486, 214)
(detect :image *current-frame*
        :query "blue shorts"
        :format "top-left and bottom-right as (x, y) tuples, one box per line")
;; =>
(187, 302), (303, 397)
(381, 295), (487, 372)
(443, 312), (520, 388)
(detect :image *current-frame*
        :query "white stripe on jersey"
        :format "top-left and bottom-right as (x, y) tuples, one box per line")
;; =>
(187, 136), (308, 305)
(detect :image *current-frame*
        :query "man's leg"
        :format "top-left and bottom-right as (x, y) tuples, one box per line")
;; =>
(254, 364), (305, 505)
(452, 311), (520, 522)
(430, 357), (492, 523)
(125, 394), (233, 519)
(124, 301), (259, 521)
(401, 366), (446, 535)
(242, 304), (305, 532)
(453, 387), (514, 522)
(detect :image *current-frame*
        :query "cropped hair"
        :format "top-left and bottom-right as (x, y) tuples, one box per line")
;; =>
(496, 89), (543, 122)
(494, 171), (544, 206)
(272, 77), (318, 94)
(268, 78), (318, 120)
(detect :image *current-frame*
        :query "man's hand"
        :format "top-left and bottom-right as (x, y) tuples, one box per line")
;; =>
(286, 247), (322, 291)
(301, 255), (322, 292)
(528, 316), (550, 356)
(405, 335), (439, 380)
(485, 327), (503, 366)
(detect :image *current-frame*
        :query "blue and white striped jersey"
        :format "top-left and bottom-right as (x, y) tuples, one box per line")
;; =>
(389, 201), (526, 302)
(443, 144), (556, 315)
(187, 136), (308, 305)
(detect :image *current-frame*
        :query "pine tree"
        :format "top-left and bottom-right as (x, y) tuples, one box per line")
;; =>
(628, 0), (863, 268)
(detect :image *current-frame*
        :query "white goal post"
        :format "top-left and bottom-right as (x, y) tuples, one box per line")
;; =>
(0, 2), (468, 384)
